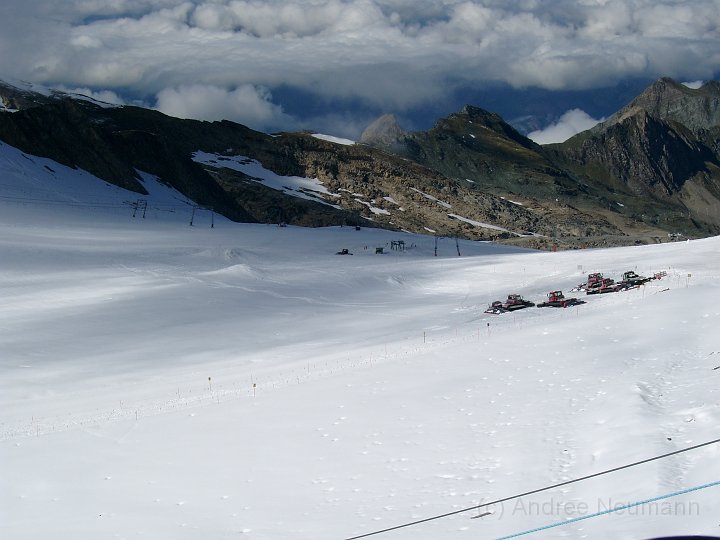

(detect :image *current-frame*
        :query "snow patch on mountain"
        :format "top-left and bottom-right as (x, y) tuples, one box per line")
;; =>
(311, 133), (355, 145)
(355, 198), (390, 215)
(192, 151), (341, 208)
(410, 187), (452, 209)
(448, 213), (518, 234)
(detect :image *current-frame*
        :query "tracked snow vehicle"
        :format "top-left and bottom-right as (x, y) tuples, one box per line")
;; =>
(618, 270), (667, 288)
(614, 270), (667, 290)
(621, 270), (650, 286)
(571, 272), (604, 292)
(484, 294), (535, 314)
(537, 290), (585, 308)
(585, 277), (623, 295)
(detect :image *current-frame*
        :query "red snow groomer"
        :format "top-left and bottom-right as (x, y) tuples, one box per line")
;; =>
(573, 269), (668, 295)
(571, 272), (604, 292)
(537, 290), (585, 308)
(484, 294), (535, 314)
(585, 276), (623, 295)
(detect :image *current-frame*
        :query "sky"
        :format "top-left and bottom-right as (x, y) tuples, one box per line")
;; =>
(1, 0), (720, 140)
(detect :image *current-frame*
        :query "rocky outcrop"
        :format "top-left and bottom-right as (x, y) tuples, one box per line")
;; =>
(216, 131), (550, 241)
(359, 113), (405, 149)
(547, 78), (720, 232)
(596, 78), (720, 138)
(558, 111), (715, 196)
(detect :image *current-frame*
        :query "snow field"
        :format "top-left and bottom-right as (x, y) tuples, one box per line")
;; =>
(1, 142), (719, 539)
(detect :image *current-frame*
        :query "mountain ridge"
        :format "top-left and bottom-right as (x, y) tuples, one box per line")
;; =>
(546, 78), (720, 234)
(594, 77), (720, 137)
(1, 77), (718, 249)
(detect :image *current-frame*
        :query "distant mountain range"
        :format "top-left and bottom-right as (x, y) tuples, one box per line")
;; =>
(1, 77), (719, 249)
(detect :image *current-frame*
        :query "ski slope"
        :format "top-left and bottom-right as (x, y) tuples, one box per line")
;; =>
(1, 141), (719, 540)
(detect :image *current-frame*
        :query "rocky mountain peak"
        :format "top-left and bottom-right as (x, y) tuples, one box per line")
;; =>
(548, 76), (720, 232)
(598, 77), (720, 135)
(459, 104), (501, 121)
(359, 113), (405, 147)
(436, 104), (538, 152)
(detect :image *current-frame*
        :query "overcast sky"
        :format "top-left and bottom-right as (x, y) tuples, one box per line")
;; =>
(2, 0), (719, 140)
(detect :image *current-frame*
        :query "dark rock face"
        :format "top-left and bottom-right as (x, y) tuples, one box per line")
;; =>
(0, 99), (256, 221)
(0, 99), (147, 193)
(597, 78), (720, 137)
(559, 111), (715, 196)
(547, 78), (720, 232)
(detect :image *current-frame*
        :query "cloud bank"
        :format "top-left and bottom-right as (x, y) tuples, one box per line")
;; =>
(0, 0), (719, 132)
(155, 84), (293, 131)
(57, 86), (127, 106)
(528, 109), (604, 145)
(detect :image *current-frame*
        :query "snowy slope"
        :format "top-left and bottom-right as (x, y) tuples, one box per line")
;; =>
(1, 142), (719, 540)
(0, 141), (217, 226)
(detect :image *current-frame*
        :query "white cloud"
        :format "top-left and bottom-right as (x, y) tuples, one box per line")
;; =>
(682, 80), (704, 89)
(188, 0), (381, 37)
(527, 109), (604, 144)
(57, 86), (127, 105)
(0, 0), (718, 127)
(154, 84), (293, 132)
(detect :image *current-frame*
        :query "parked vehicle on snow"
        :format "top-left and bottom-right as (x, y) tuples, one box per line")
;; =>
(618, 270), (666, 288)
(484, 294), (535, 314)
(572, 272), (604, 292)
(537, 290), (585, 308)
(586, 277), (623, 295)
